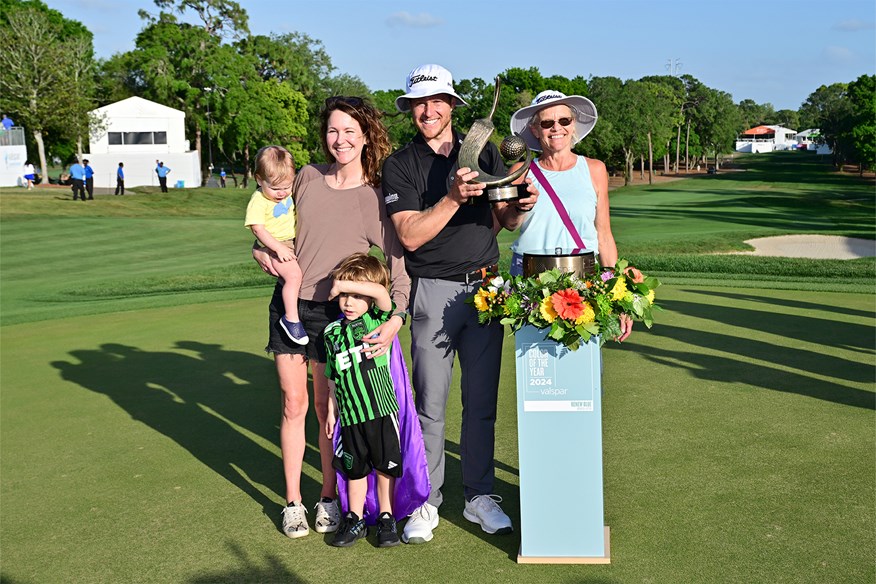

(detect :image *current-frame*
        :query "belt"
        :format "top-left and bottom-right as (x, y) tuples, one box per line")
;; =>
(438, 265), (498, 284)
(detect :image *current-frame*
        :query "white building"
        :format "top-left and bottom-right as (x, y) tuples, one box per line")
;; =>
(0, 127), (28, 187)
(796, 129), (832, 155)
(735, 125), (798, 153)
(85, 96), (201, 189)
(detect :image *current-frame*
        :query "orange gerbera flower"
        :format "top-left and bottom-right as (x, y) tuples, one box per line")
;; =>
(551, 288), (585, 320)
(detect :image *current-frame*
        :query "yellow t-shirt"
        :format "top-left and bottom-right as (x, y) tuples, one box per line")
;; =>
(244, 190), (296, 243)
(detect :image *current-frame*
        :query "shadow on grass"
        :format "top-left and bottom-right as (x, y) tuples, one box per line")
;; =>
(611, 192), (873, 237)
(691, 289), (876, 320)
(662, 297), (874, 352)
(187, 543), (304, 583)
(440, 439), (522, 560)
(650, 295), (875, 409)
(51, 340), (324, 532)
(611, 152), (875, 240)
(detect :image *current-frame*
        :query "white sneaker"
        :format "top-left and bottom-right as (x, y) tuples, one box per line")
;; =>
(463, 494), (513, 535)
(401, 502), (439, 544)
(281, 502), (309, 539)
(313, 498), (340, 533)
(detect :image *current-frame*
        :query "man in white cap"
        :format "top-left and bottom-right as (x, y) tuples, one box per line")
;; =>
(382, 64), (537, 544)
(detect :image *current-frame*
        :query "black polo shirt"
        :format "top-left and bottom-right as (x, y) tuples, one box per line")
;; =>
(382, 130), (505, 279)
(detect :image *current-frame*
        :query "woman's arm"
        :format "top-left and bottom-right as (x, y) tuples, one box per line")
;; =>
(492, 161), (539, 232)
(588, 158), (631, 341)
(252, 241), (279, 276)
(250, 225), (295, 262)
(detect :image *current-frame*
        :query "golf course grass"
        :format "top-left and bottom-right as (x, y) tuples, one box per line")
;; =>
(1, 152), (873, 583)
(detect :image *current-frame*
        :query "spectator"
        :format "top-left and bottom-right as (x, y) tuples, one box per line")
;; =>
(115, 162), (125, 195)
(69, 159), (86, 201)
(22, 160), (35, 190)
(1, 114), (13, 131)
(83, 159), (94, 200)
(155, 161), (171, 192)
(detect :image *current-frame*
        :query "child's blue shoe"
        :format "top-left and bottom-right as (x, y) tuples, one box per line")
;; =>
(280, 316), (309, 345)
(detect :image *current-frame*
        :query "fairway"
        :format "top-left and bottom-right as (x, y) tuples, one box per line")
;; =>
(1, 153), (874, 583)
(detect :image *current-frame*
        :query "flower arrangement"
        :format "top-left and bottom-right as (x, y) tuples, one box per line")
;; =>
(470, 259), (660, 350)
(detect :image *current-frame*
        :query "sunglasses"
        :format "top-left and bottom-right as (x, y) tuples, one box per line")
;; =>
(324, 96), (365, 108)
(539, 117), (574, 129)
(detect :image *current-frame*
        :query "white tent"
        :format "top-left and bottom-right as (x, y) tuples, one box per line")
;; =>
(0, 127), (28, 187)
(735, 124), (799, 153)
(85, 96), (201, 189)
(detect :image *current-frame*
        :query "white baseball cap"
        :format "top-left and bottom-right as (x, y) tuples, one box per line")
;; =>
(510, 90), (598, 152)
(395, 64), (469, 112)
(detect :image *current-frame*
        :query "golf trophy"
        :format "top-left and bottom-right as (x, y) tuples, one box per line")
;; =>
(458, 76), (533, 204)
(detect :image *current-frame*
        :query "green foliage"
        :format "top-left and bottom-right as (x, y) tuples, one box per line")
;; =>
(798, 83), (851, 160)
(0, 1), (96, 176)
(237, 31), (337, 161)
(846, 74), (876, 170)
(94, 53), (141, 107)
(148, 0), (249, 38)
(371, 89), (416, 150)
(737, 98), (777, 128)
(775, 108), (800, 130)
(693, 87), (741, 165)
(218, 77), (311, 169)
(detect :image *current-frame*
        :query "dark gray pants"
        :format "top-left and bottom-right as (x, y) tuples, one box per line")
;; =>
(409, 277), (503, 507)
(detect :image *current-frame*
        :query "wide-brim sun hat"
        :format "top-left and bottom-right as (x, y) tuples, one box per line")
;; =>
(395, 64), (469, 112)
(510, 90), (598, 152)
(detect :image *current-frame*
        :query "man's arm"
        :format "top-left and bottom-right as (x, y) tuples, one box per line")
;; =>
(390, 166), (487, 252)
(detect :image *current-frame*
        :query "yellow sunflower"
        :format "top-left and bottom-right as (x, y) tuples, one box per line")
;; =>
(539, 296), (557, 323)
(473, 289), (495, 312)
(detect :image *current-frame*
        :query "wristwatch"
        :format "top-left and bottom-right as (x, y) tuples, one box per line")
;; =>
(392, 311), (408, 325)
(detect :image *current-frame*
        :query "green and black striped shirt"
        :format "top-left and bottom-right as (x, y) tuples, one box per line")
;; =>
(323, 304), (399, 426)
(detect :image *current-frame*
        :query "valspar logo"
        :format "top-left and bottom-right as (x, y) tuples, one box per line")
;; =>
(410, 74), (438, 85)
(536, 93), (564, 104)
(385, 193), (399, 204)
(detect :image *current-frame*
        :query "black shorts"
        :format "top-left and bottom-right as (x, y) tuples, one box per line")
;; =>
(333, 414), (403, 480)
(265, 283), (341, 362)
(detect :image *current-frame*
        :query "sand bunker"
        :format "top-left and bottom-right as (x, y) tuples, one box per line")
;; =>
(730, 235), (876, 259)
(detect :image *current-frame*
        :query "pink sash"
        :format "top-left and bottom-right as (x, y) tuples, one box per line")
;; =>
(528, 161), (587, 250)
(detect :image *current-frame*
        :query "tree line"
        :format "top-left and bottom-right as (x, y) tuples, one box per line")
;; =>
(1, 0), (873, 185)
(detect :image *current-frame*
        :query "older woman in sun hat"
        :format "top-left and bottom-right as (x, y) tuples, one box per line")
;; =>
(494, 90), (631, 341)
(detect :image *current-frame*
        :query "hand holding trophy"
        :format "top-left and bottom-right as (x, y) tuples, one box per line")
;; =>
(458, 77), (533, 204)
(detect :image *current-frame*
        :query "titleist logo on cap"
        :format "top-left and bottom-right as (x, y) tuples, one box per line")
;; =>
(410, 74), (439, 85)
(536, 93), (564, 104)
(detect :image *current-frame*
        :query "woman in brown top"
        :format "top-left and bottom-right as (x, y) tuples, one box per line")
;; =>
(253, 97), (410, 539)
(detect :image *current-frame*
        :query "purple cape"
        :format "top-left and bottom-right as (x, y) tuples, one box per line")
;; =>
(333, 336), (430, 524)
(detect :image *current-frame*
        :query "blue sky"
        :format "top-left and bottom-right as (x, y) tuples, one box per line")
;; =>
(45, 0), (875, 111)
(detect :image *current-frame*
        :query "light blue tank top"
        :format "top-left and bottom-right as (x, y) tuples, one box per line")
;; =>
(511, 156), (599, 256)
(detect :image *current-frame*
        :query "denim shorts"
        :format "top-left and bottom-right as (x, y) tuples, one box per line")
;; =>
(265, 283), (341, 363)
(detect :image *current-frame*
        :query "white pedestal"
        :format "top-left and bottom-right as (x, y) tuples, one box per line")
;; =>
(515, 325), (610, 563)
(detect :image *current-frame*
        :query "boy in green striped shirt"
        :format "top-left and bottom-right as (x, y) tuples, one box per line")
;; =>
(324, 253), (402, 547)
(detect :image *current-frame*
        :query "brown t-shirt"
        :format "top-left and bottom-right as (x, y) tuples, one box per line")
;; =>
(293, 164), (410, 311)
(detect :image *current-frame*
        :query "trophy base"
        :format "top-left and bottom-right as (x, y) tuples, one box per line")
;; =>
(488, 184), (527, 204)
(523, 250), (595, 278)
